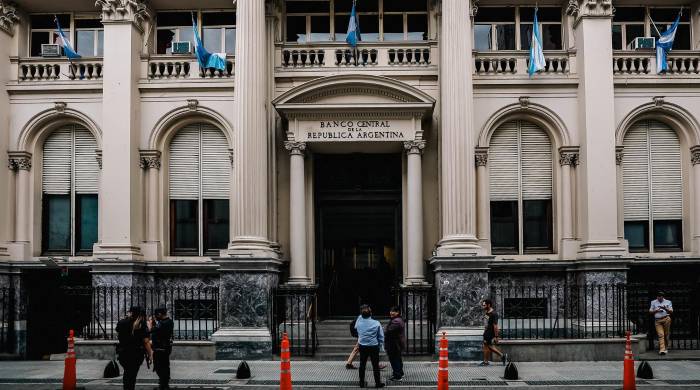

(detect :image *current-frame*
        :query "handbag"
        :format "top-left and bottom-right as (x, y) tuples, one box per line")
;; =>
(103, 359), (120, 378)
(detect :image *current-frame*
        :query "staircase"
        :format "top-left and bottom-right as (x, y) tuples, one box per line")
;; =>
(314, 317), (388, 360)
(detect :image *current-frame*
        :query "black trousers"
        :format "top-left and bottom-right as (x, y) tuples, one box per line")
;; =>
(387, 350), (404, 378)
(153, 348), (171, 389)
(118, 350), (144, 390)
(358, 345), (381, 386)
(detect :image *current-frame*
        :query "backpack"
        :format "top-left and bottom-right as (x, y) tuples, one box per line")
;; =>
(350, 318), (358, 338)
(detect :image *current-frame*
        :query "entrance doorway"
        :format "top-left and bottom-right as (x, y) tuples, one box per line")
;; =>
(315, 154), (402, 318)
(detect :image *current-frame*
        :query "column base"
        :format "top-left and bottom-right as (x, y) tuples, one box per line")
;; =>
(140, 241), (162, 261)
(435, 235), (487, 257)
(692, 237), (700, 255)
(431, 257), (490, 328)
(435, 327), (484, 361)
(285, 277), (312, 285)
(227, 236), (280, 259)
(92, 243), (143, 260)
(560, 239), (580, 259)
(403, 276), (428, 286)
(5, 242), (31, 261)
(211, 327), (273, 360)
(577, 240), (627, 259)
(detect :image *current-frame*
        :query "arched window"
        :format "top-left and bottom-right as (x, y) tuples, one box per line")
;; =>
(489, 120), (553, 254)
(168, 123), (230, 255)
(41, 125), (99, 255)
(623, 120), (683, 252)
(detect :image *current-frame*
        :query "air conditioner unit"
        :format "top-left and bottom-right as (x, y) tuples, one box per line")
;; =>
(629, 37), (656, 50)
(41, 44), (61, 57)
(171, 41), (191, 54)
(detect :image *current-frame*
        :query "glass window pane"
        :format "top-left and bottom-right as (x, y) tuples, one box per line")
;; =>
(335, 0), (376, 13)
(75, 19), (102, 29)
(475, 7), (514, 23)
(204, 199), (230, 254)
(490, 201), (518, 254)
(361, 15), (379, 42)
(225, 28), (236, 54)
(157, 29), (176, 54)
(76, 194), (98, 254)
(520, 24), (533, 50)
(625, 24), (645, 48)
(309, 15), (330, 41)
(384, 14), (404, 41)
(612, 25), (623, 50)
(179, 28), (194, 45)
(614, 7), (645, 22)
(520, 7), (561, 23)
(523, 200), (553, 252)
(495, 24), (515, 50)
(203, 27), (222, 52)
(624, 221), (649, 252)
(541, 24), (562, 50)
(43, 195), (71, 253)
(287, 1), (329, 13)
(286, 15), (307, 43)
(474, 25), (492, 51)
(31, 31), (50, 57)
(171, 200), (198, 254)
(202, 12), (235, 26)
(156, 12), (191, 27)
(653, 220), (682, 251)
(76, 30), (95, 57)
(407, 14), (427, 41)
(384, 0), (426, 12)
(96, 30), (104, 56)
(650, 8), (690, 23)
(334, 15), (347, 41)
(672, 24), (691, 50)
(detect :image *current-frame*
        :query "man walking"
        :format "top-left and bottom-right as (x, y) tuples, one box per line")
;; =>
(355, 305), (385, 388)
(480, 299), (507, 366)
(384, 306), (406, 382)
(649, 291), (673, 355)
(150, 307), (174, 389)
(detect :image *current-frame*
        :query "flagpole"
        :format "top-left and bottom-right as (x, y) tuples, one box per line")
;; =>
(353, 0), (358, 66)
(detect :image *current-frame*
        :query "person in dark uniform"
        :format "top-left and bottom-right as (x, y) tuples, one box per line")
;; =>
(479, 299), (507, 366)
(116, 306), (153, 390)
(150, 307), (174, 390)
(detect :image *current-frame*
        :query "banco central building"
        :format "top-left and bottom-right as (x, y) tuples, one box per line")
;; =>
(0, 0), (699, 360)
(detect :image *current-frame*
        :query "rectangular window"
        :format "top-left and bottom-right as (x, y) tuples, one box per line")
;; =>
(170, 200), (198, 255)
(286, 0), (330, 43)
(613, 7), (692, 50)
(490, 201), (518, 254)
(30, 14), (69, 57)
(202, 12), (236, 54)
(653, 220), (682, 252)
(42, 194), (71, 254)
(476, 6), (561, 51)
(203, 199), (229, 255)
(287, 15), (307, 43)
(75, 19), (104, 57)
(625, 221), (650, 252)
(156, 12), (193, 54)
(75, 194), (98, 254)
(522, 200), (553, 253)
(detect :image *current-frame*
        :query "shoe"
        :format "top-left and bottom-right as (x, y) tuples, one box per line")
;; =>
(660, 350), (667, 355)
(388, 376), (403, 382)
(502, 353), (508, 366)
(375, 383), (386, 388)
(346, 363), (357, 369)
(478, 361), (490, 366)
(378, 363), (387, 369)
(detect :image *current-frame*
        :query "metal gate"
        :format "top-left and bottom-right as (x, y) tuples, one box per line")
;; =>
(392, 285), (436, 356)
(271, 285), (318, 357)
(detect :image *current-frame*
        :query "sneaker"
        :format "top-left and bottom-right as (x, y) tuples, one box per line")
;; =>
(346, 363), (357, 369)
(660, 350), (667, 355)
(388, 376), (403, 382)
(478, 361), (490, 366)
(502, 353), (508, 366)
(378, 363), (387, 369)
(375, 383), (386, 388)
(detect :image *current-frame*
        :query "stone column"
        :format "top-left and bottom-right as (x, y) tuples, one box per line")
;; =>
(559, 147), (579, 258)
(228, 0), (276, 257)
(569, 0), (625, 258)
(475, 148), (489, 249)
(140, 150), (161, 260)
(7, 153), (31, 244)
(404, 140), (426, 285)
(284, 141), (310, 285)
(615, 147), (625, 241)
(93, 0), (151, 259)
(691, 146), (700, 254)
(435, 0), (484, 256)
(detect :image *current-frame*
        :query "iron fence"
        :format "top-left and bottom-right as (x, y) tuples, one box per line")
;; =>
(489, 284), (635, 340)
(64, 286), (219, 341)
(0, 287), (16, 353)
(392, 285), (436, 355)
(271, 285), (317, 356)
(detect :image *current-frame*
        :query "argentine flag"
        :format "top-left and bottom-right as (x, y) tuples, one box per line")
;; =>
(346, 0), (361, 47)
(528, 8), (546, 78)
(54, 17), (80, 60)
(655, 13), (681, 74)
(192, 16), (227, 71)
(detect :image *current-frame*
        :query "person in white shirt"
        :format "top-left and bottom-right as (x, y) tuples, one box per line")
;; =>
(649, 291), (673, 355)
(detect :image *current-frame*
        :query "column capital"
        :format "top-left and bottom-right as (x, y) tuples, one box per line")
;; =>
(404, 140), (426, 155)
(558, 146), (580, 167)
(7, 151), (32, 171)
(475, 147), (488, 167)
(284, 141), (306, 156)
(691, 146), (700, 166)
(0, 1), (20, 36)
(568, 0), (614, 26)
(615, 146), (624, 166)
(95, 0), (152, 32)
(139, 149), (161, 170)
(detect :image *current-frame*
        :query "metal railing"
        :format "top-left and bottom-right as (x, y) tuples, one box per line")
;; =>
(489, 284), (635, 340)
(0, 287), (16, 353)
(392, 285), (436, 355)
(271, 285), (318, 356)
(64, 286), (219, 341)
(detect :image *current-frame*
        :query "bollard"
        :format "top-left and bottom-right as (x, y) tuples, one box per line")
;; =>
(437, 332), (448, 390)
(280, 332), (292, 390)
(622, 331), (636, 390)
(63, 329), (77, 390)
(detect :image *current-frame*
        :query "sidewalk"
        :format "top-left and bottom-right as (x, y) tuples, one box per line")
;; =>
(0, 359), (699, 389)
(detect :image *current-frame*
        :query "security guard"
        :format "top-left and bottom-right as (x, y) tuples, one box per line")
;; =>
(150, 307), (174, 390)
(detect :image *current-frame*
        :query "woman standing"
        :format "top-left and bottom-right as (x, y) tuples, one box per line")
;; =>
(116, 306), (153, 390)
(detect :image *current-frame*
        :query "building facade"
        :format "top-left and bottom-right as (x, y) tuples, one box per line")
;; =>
(0, 0), (699, 359)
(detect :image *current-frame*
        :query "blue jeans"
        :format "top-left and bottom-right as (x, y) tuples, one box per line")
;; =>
(388, 351), (403, 378)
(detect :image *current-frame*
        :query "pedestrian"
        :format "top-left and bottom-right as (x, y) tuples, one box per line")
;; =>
(116, 306), (153, 390)
(649, 290), (673, 355)
(355, 304), (385, 388)
(345, 316), (360, 369)
(150, 307), (174, 389)
(479, 299), (507, 366)
(384, 306), (406, 382)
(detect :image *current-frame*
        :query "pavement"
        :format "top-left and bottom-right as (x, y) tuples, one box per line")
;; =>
(0, 359), (700, 389)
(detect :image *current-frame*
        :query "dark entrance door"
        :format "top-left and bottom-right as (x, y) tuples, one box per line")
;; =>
(315, 154), (402, 317)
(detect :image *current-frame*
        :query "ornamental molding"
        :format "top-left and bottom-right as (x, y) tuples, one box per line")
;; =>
(653, 96), (665, 107)
(186, 99), (199, 111)
(139, 150), (161, 170)
(403, 140), (426, 155)
(519, 96), (530, 108)
(8, 151), (31, 171)
(569, 0), (613, 27)
(0, 1), (19, 36)
(559, 151), (579, 166)
(54, 101), (67, 113)
(615, 146), (624, 166)
(95, 0), (152, 32)
(287, 111), (425, 121)
(475, 148), (488, 167)
(470, 0), (479, 18)
(284, 141), (307, 156)
(297, 86), (415, 104)
(691, 146), (700, 166)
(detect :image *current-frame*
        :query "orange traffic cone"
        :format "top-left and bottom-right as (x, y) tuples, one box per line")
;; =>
(623, 331), (636, 390)
(63, 329), (77, 390)
(437, 332), (448, 390)
(280, 332), (292, 390)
